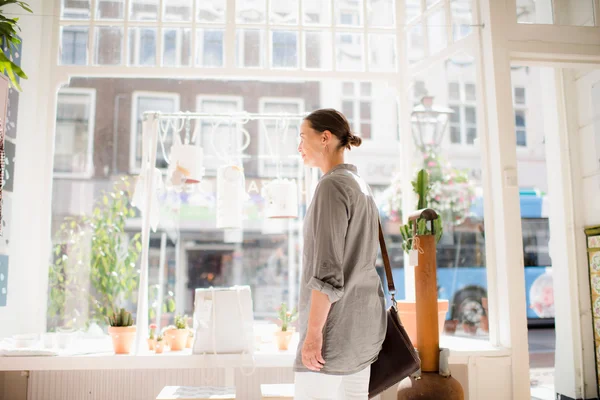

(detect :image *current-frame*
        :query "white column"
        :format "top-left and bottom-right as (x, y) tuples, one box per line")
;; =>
(0, 0), (59, 336)
(478, 1), (530, 399)
(546, 68), (598, 400)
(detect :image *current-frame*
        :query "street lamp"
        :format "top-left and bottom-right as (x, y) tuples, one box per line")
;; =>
(411, 95), (454, 151)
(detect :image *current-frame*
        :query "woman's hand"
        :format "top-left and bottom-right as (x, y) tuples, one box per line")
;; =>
(301, 331), (326, 371)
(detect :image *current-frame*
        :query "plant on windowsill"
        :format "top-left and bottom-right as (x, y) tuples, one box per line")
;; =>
(165, 313), (189, 351)
(0, 1), (31, 90)
(47, 176), (142, 332)
(154, 334), (164, 354)
(107, 307), (136, 355)
(186, 329), (194, 349)
(275, 303), (297, 351)
(147, 323), (157, 351)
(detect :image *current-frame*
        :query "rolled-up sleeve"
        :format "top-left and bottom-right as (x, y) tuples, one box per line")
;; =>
(305, 178), (350, 303)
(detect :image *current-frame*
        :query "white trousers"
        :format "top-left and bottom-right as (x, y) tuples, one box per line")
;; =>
(294, 366), (371, 400)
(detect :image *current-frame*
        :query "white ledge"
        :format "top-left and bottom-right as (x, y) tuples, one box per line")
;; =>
(0, 335), (510, 372)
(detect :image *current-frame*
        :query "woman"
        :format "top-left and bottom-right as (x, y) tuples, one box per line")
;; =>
(294, 109), (387, 399)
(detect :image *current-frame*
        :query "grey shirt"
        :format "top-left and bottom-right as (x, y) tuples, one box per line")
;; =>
(294, 164), (387, 375)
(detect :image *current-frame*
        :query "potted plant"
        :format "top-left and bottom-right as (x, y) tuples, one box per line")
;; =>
(186, 329), (194, 349)
(155, 334), (164, 354)
(107, 308), (136, 355)
(162, 324), (176, 348)
(0, 1), (32, 91)
(166, 314), (189, 351)
(275, 303), (297, 351)
(147, 323), (157, 351)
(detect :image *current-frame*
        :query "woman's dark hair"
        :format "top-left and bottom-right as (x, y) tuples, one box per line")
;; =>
(304, 108), (362, 150)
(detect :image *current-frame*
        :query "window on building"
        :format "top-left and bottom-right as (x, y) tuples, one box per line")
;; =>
(513, 86), (527, 146)
(341, 81), (373, 139)
(272, 31), (298, 68)
(259, 98), (304, 177)
(54, 89), (96, 176)
(447, 81), (477, 145)
(129, 28), (157, 66)
(196, 96), (244, 172)
(199, 30), (224, 67)
(60, 27), (88, 65)
(130, 92), (180, 172)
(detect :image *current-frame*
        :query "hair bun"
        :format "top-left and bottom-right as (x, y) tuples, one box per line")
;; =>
(348, 133), (362, 148)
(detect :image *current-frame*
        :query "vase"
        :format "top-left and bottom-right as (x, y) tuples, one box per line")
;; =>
(167, 329), (188, 351)
(275, 331), (294, 351)
(108, 326), (136, 355)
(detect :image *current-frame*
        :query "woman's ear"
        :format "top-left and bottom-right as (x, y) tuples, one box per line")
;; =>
(322, 130), (331, 144)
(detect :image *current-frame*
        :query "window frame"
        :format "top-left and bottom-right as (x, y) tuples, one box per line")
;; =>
(195, 94), (244, 173)
(53, 88), (97, 179)
(341, 81), (373, 140)
(257, 96), (305, 178)
(447, 80), (478, 147)
(196, 28), (225, 68)
(60, 26), (89, 65)
(129, 91), (181, 174)
(128, 26), (158, 66)
(513, 86), (528, 148)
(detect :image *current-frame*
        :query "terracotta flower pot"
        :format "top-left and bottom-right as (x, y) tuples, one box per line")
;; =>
(275, 330), (294, 351)
(147, 338), (156, 351)
(155, 340), (164, 354)
(396, 300), (449, 347)
(167, 329), (188, 351)
(186, 334), (194, 349)
(108, 326), (136, 355)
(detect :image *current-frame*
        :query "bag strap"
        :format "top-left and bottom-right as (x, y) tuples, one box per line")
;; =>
(378, 219), (396, 301)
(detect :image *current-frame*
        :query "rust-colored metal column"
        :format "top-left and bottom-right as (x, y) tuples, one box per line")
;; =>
(414, 234), (439, 372)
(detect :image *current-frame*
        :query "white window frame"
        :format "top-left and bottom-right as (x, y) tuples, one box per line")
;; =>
(258, 96), (305, 178)
(513, 86), (528, 148)
(269, 30), (299, 69)
(129, 91), (181, 173)
(128, 27), (158, 66)
(235, 29), (265, 69)
(161, 28), (189, 67)
(195, 94), (244, 173)
(60, 26), (89, 65)
(196, 29), (225, 68)
(341, 81), (373, 140)
(447, 80), (477, 147)
(53, 88), (97, 179)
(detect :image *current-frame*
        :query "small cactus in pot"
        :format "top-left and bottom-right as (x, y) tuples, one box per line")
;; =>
(154, 334), (164, 354)
(166, 314), (189, 351)
(275, 303), (297, 351)
(107, 308), (136, 354)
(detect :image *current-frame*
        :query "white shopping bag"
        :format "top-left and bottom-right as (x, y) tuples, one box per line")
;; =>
(192, 286), (255, 355)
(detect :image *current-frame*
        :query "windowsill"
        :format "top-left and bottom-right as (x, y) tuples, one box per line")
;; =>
(0, 334), (510, 372)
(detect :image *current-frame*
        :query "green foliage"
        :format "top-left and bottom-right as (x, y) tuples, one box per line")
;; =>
(277, 303), (298, 332)
(399, 169), (444, 253)
(156, 334), (164, 342)
(174, 314), (188, 330)
(107, 307), (134, 327)
(0, 1), (31, 90)
(47, 177), (142, 331)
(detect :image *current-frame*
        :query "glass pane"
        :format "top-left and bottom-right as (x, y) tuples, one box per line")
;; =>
(162, 29), (192, 67)
(367, 0), (395, 28)
(303, 0), (331, 25)
(405, 0), (421, 22)
(129, 28), (157, 66)
(236, 29), (265, 68)
(427, 0), (442, 8)
(449, 105), (460, 122)
(270, 0), (299, 24)
(465, 83), (476, 101)
(516, 0), (553, 24)
(134, 95), (178, 169)
(368, 34), (396, 72)
(342, 100), (354, 118)
(197, 29), (225, 67)
(553, 0), (595, 25)
(304, 31), (332, 70)
(343, 82), (354, 96)
(407, 23), (424, 64)
(61, 0), (91, 19)
(466, 127), (476, 144)
(335, 0), (363, 26)
(130, 0), (159, 20)
(197, 0), (226, 23)
(517, 130), (527, 146)
(360, 123), (371, 139)
(448, 82), (460, 100)
(271, 31), (298, 69)
(451, 0), (473, 41)
(259, 100), (301, 177)
(54, 91), (93, 175)
(427, 8), (447, 55)
(515, 110), (526, 127)
(198, 99), (243, 170)
(95, 26), (123, 65)
(450, 125), (461, 143)
(465, 106), (476, 124)
(96, 0), (124, 19)
(360, 101), (371, 119)
(60, 27), (88, 66)
(164, 0), (192, 21)
(360, 82), (371, 96)
(336, 32), (364, 71)
(514, 87), (526, 104)
(236, 0), (266, 23)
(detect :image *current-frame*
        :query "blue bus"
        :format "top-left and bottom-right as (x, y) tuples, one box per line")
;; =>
(381, 189), (554, 328)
